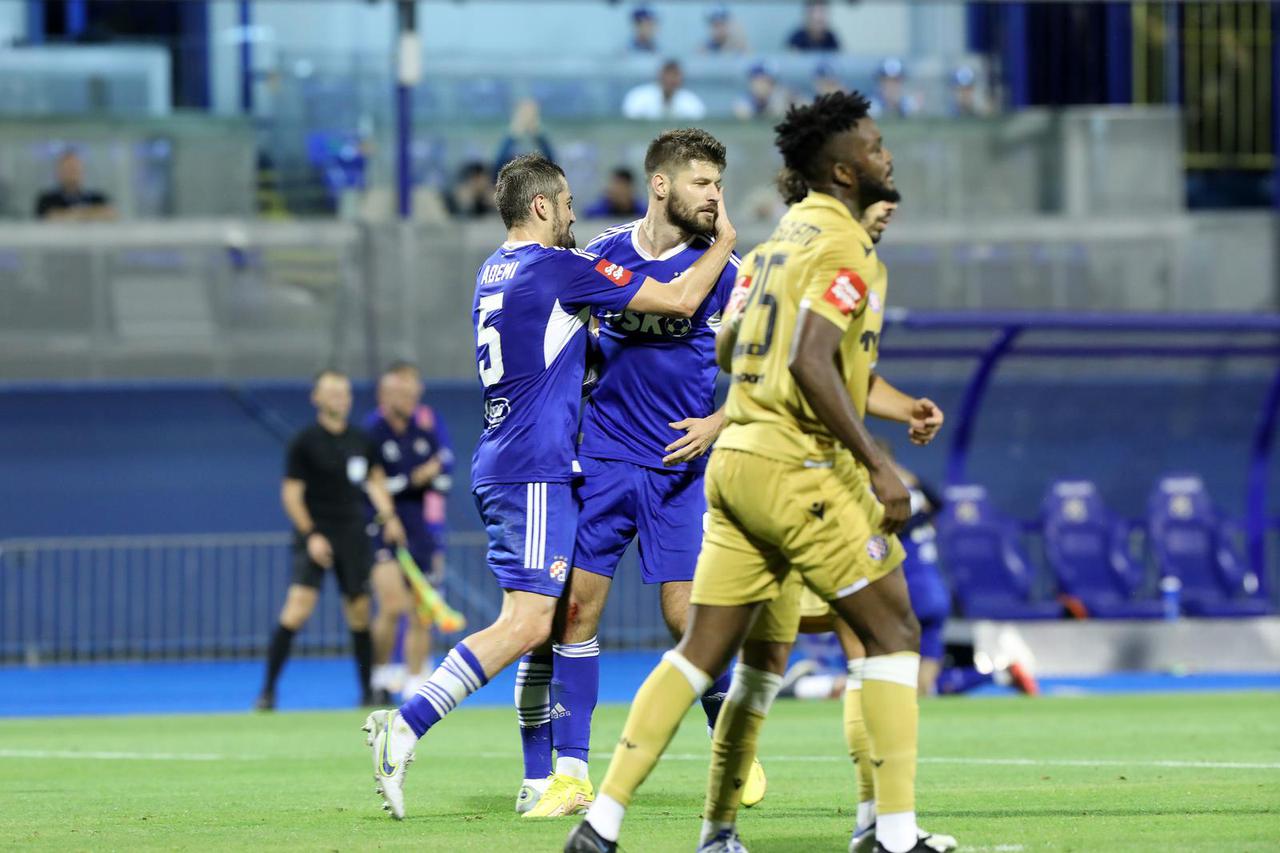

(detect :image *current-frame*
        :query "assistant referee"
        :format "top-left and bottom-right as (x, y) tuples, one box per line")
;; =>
(256, 369), (406, 710)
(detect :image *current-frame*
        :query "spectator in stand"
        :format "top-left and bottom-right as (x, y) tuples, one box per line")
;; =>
(629, 5), (659, 53)
(787, 0), (840, 52)
(493, 99), (555, 180)
(446, 161), (497, 218)
(622, 60), (707, 121)
(35, 150), (116, 221)
(733, 61), (791, 120)
(584, 167), (646, 218)
(949, 65), (991, 117)
(812, 60), (844, 98)
(702, 4), (748, 55)
(870, 57), (921, 119)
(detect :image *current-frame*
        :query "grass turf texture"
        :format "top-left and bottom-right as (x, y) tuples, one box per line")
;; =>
(2, 692), (1278, 851)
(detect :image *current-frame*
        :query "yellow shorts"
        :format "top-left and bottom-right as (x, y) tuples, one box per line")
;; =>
(690, 448), (905, 644)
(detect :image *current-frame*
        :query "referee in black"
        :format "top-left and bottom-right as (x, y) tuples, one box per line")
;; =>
(256, 369), (406, 710)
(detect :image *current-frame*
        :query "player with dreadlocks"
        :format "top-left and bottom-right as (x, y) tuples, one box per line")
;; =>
(566, 91), (950, 853)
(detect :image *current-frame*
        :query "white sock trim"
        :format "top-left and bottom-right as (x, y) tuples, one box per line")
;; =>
(846, 657), (866, 691)
(556, 756), (589, 780)
(862, 653), (920, 690)
(586, 792), (625, 842)
(876, 810), (917, 852)
(726, 663), (784, 716)
(553, 635), (600, 658)
(662, 650), (713, 695)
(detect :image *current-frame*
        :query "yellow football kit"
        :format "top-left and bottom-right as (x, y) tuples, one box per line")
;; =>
(690, 191), (905, 642)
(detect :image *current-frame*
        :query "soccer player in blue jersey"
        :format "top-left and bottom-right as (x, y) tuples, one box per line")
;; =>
(363, 153), (737, 820)
(365, 362), (456, 704)
(520, 128), (766, 819)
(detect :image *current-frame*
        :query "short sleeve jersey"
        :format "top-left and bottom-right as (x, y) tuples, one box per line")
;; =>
(284, 423), (378, 526)
(717, 191), (889, 467)
(362, 405), (453, 506)
(577, 221), (739, 472)
(470, 241), (643, 487)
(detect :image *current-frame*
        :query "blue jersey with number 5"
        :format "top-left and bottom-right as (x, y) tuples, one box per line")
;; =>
(470, 241), (643, 488)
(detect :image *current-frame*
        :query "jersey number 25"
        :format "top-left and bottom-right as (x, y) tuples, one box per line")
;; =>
(477, 293), (504, 387)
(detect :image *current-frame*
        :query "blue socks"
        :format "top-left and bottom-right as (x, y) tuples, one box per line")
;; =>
(701, 665), (733, 731)
(399, 642), (488, 737)
(515, 652), (553, 780)
(550, 637), (600, 765)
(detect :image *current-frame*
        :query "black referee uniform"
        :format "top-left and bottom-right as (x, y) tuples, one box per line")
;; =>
(285, 423), (378, 597)
(257, 421), (381, 709)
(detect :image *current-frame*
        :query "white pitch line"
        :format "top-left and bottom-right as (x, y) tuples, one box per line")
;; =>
(0, 748), (226, 761)
(3, 749), (1277, 771)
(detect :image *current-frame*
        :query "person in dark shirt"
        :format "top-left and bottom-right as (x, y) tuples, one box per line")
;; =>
(446, 161), (497, 218)
(256, 369), (406, 710)
(583, 167), (645, 218)
(787, 0), (841, 52)
(629, 5), (658, 53)
(364, 362), (457, 702)
(34, 150), (117, 221)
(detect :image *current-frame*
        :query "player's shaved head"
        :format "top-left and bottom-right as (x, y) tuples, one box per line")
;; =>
(643, 128), (726, 181)
(495, 154), (567, 229)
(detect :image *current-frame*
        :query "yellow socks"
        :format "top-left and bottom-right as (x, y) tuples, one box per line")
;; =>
(843, 657), (877, 828)
(703, 664), (783, 824)
(862, 652), (921, 851)
(596, 650), (709, 810)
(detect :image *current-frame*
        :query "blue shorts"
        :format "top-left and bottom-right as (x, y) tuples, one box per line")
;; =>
(903, 530), (949, 661)
(472, 481), (577, 597)
(573, 455), (706, 585)
(372, 504), (441, 569)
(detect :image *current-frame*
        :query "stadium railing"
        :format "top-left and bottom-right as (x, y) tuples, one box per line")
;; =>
(0, 531), (664, 664)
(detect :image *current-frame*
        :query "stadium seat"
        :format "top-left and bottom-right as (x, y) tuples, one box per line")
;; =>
(1146, 475), (1272, 617)
(935, 484), (1062, 620)
(1041, 480), (1164, 619)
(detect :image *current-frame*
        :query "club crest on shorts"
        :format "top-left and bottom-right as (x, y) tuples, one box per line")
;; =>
(866, 536), (889, 561)
(549, 556), (569, 582)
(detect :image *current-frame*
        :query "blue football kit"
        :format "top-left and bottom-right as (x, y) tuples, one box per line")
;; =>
(470, 240), (643, 596)
(574, 220), (739, 584)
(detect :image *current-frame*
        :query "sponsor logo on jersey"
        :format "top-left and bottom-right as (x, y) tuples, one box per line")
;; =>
(823, 269), (867, 315)
(346, 456), (369, 485)
(549, 556), (569, 582)
(382, 440), (401, 462)
(484, 397), (511, 430)
(594, 258), (634, 286)
(413, 438), (429, 456)
(866, 535), (888, 561)
(601, 309), (693, 338)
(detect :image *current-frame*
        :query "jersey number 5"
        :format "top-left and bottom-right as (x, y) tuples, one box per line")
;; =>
(477, 293), (504, 387)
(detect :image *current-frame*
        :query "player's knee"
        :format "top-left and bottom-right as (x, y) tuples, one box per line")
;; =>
(561, 592), (604, 643)
(498, 607), (554, 654)
(344, 595), (372, 630)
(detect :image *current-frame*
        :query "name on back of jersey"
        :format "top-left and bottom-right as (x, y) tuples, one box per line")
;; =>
(600, 309), (693, 339)
(480, 260), (520, 285)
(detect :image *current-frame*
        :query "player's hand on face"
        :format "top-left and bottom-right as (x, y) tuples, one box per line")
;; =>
(870, 466), (911, 535)
(713, 194), (736, 242)
(907, 397), (944, 445)
(307, 532), (334, 569)
(382, 516), (408, 548)
(663, 410), (726, 467)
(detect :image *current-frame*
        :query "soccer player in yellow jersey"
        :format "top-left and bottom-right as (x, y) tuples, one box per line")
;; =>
(566, 91), (947, 853)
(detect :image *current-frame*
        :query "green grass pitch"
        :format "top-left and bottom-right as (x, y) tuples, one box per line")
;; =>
(3, 692), (1278, 851)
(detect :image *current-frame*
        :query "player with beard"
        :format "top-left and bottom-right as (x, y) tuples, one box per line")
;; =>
(364, 153), (737, 820)
(567, 92), (950, 853)
(518, 129), (764, 819)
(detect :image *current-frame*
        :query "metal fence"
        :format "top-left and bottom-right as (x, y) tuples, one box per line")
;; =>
(0, 531), (665, 664)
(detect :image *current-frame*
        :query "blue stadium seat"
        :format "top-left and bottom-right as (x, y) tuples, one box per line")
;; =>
(935, 484), (1061, 620)
(1146, 475), (1272, 617)
(1041, 480), (1164, 619)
